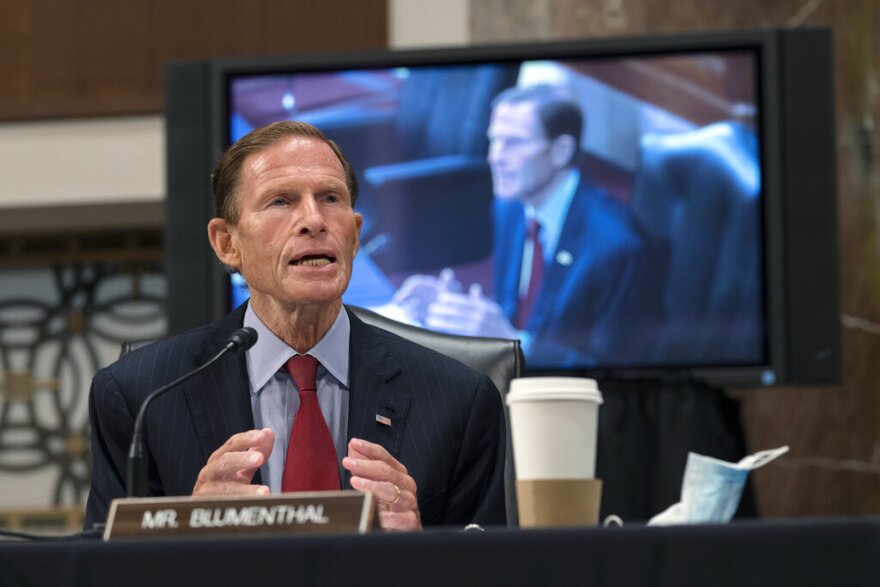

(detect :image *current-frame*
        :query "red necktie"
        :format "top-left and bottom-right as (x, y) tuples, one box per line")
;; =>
(517, 218), (544, 329)
(281, 355), (340, 492)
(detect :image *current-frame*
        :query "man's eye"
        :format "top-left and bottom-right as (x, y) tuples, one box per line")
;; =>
(271, 197), (288, 206)
(323, 193), (340, 203)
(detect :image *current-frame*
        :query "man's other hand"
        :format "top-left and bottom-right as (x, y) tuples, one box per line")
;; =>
(391, 268), (461, 325)
(192, 428), (274, 497)
(425, 283), (518, 339)
(343, 438), (422, 531)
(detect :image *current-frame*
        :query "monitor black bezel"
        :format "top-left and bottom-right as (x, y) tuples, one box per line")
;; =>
(166, 29), (836, 387)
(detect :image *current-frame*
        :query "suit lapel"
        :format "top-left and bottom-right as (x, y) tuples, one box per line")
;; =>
(344, 309), (411, 487)
(529, 178), (591, 329)
(182, 304), (259, 480)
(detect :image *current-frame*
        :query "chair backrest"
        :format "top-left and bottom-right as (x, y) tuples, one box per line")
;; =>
(120, 306), (525, 526)
(350, 305), (523, 397)
(630, 121), (762, 363)
(349, 305), (524, 527)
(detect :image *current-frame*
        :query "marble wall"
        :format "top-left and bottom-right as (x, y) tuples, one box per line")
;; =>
(472, 0), (880, 517)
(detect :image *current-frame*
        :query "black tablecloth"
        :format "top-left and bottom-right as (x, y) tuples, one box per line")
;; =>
(1, 518), (878, 587)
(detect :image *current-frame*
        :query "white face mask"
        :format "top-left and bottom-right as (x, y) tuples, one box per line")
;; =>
(649, 446), (789, 526)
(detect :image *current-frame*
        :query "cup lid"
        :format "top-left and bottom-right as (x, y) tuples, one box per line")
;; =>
(506, 377), (603, 405)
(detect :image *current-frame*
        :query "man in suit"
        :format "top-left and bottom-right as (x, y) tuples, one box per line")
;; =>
(397, 84), (645, 368)
(85, 121), (506, 531)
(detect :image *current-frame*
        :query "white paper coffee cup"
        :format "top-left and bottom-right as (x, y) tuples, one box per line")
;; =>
(506, 377), (603, 480)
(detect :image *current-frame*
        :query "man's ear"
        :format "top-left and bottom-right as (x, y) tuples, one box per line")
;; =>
(352, 212), (364, 256)
(550, 134), (577, 168)
(207, 218), (240, 271)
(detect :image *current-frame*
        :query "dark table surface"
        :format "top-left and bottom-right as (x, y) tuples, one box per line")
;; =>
(2, 517), (879, 587)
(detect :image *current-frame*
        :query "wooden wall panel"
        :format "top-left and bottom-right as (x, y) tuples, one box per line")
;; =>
(0, 0), (387, 120)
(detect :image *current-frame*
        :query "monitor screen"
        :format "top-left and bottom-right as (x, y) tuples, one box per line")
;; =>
(165, 28), (838, 386)
(224, 49), (765, 373)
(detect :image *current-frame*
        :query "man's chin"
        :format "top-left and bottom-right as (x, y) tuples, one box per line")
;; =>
(289, 286), (346, 307)
(252, 281), (347, 311)
(301, 276), (352, 304)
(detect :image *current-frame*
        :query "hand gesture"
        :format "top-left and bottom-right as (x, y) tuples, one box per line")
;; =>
(392, 268), (461, 325)
(192, 428), (274, 497)
(426, 283), (518, 339)
(343, 438), (421, 531)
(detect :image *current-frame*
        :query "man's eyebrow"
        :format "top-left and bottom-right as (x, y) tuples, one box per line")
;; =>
(316, 179), (349, 192)
(263, 176), (346, 190)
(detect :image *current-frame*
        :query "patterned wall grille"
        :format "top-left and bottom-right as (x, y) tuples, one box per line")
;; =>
(0, 256), (166, 513)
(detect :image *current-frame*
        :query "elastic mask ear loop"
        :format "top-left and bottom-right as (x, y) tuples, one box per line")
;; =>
(603, 515), (623, 528)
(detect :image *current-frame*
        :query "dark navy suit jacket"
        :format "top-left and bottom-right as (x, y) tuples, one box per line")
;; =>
(493, 175), (646, 368)
(85, 304), (506, 529)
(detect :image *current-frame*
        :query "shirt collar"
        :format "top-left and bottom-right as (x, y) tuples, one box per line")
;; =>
(244, 304), (351, 394)
(525, 168), (579, 257)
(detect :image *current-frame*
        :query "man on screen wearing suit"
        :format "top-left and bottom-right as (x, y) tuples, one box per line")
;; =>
(403, 84), (646, 368)
(85, 121), (506, 531)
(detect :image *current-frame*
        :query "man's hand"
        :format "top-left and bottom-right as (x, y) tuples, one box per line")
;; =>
(425, 284), (519, 339)
(392, 268), (461, 325)
(342, 438), (421, 531)
(192, 428), (274, 497)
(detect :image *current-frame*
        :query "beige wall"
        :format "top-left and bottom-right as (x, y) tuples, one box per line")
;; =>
(0, 116), (164, 233)
(389, 0), (469, 47)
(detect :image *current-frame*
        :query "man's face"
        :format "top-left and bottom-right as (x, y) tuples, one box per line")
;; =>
(487, 101), (557, 204)
(209, 136), (363, 313)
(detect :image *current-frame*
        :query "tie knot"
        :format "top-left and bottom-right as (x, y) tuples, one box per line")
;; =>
(526, 217), (541, 239)
(286, 354), (319, 394)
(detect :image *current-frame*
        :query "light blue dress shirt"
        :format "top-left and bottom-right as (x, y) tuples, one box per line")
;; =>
(534, 167), (580, 263)
(244, 304), (350, 492)
(519, 168), (579, 297)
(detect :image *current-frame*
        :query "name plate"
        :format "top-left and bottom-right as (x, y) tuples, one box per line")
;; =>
(103, 490), (377, 541)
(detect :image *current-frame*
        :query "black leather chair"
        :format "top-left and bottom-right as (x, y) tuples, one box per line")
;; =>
(120, 305), (525, 526)
(629, 121), (763, 364)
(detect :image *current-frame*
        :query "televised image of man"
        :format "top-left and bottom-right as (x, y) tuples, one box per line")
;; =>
(85, 121), (506, 531)
(394, 84), (646, 368)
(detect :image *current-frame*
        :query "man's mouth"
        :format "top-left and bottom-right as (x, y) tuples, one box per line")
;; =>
(291, 254), (335, 267)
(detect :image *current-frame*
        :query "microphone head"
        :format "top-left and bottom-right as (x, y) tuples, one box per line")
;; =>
(227, 327), (258, 352)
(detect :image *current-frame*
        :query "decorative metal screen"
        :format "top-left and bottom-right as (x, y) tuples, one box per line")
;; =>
(0, 261), (166, 509)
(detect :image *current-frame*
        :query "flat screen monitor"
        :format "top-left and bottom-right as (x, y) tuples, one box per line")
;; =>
(165, 28), (839, 386)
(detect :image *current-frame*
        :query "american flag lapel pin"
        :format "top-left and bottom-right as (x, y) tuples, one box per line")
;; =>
(375, 414), (392, 427)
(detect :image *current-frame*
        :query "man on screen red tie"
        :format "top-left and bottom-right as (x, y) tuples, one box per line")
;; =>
(85, 121), (506, 531)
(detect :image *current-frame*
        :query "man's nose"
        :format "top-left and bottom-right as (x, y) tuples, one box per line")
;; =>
(295, 197), (326, 234)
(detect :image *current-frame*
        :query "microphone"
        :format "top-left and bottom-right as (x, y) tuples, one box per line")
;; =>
(126, 327), (258, 498)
